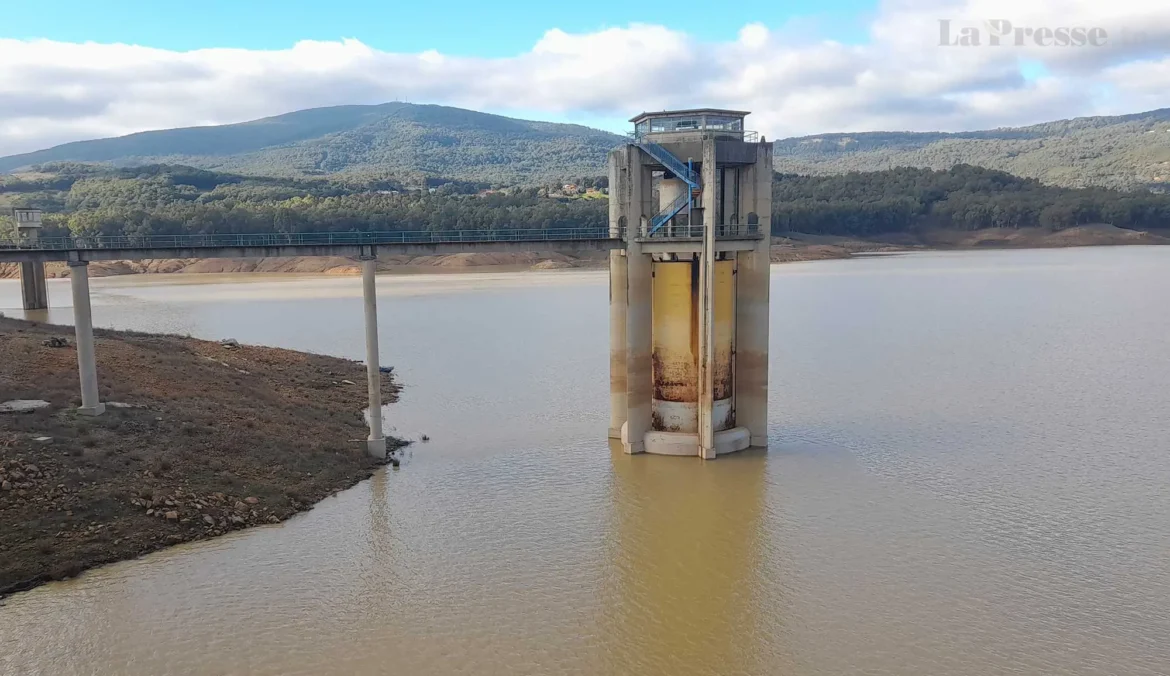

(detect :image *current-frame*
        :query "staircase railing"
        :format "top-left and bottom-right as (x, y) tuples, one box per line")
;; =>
(629, 133), (700, 189)
(649, 190), (690, 234)
(629, 133), (702, 235)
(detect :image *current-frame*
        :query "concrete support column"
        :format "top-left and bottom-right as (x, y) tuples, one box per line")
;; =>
(18, 222), (48, 310)
(20, 262), (48, 310)
(361, 257), (387, 459)
(609, 251), (628, 438)
(608, 148), (631, 439)
(697, 139), (719, 458)
(734, 143), (774, 447)
(608, 147), (630, 239)
(629, 147), (652, 237)
(68, 262), (104, 416)
(624, 241), (652, 454)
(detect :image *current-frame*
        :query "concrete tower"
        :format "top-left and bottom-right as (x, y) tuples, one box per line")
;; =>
(11, 208), (48, 310)
(609, 109), (772, 458)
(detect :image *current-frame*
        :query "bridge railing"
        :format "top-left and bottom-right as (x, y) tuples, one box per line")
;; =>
(0, 228), (617, 251)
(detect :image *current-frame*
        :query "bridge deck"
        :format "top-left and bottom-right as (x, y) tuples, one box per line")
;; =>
(0, 226), (763, 264)
(0, 229), (624, 264)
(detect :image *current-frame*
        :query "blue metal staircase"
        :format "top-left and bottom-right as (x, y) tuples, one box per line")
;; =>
(632, 136), (701, 235)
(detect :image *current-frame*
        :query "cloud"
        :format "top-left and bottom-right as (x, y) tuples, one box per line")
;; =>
(0, 0), (1168, 156)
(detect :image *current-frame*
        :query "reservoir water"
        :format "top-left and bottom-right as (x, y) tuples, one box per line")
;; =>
(2, 247), (1170, 675)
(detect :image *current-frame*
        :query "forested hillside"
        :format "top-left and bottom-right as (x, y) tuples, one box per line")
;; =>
(773, 109), (1170, 191)
(3, 164), (1170, 242)
(0, 164), (608, 239)
(772, 165), (1170, 236)
(0, 103), (622, 185)
(5, 103), (1170, 191)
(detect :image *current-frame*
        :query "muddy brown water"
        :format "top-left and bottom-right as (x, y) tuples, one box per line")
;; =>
(2, 249), (1170, 675)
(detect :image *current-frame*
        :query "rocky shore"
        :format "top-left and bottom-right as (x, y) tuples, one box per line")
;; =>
(770, 224), (1170, 263)
(0, 316), (403, 598)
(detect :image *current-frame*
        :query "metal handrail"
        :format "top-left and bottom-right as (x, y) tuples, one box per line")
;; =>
(627, 130), (760, 144)
(0, 227), (617, 251)
(640, 142), (700, 187)
(627, 133), (700, 187)
(639, 223), (761, 239)
(649, 191), (690, 234)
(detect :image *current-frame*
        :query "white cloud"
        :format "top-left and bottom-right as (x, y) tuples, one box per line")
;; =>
(0, 0), (1168, 156)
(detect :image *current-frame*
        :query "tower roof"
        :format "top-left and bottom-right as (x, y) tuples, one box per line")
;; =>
(629, 108), (750, 123)
(631, 107), (748, 123)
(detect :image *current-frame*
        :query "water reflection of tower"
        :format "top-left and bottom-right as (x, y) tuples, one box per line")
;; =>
(600, 441), (791, 675)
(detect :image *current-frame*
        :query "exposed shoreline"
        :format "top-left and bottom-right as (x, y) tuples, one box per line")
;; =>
(0, 317), (404, 598)
(2, 225), (1168, 280)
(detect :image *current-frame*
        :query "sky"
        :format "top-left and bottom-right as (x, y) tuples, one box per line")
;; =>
(0, 0), (1168, 155)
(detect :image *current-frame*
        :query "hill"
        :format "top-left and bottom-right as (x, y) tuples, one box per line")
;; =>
(773, 109), (1170, 191)
(4, 104), (1170, 191)
(0, 103), (623, 185)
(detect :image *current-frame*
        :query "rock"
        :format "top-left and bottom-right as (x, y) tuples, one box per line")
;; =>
(203, 514), (215, 526)
(1, 481), (10, 491)
(34, 436), (52, 443)
(165, 511), (178, 521)
(379, 366), (393, 374)
(146, 509), (154, 515)
(25, 465), (39, 473)
(531, 259), (574, 270)
(220, 338), (240, 349)
(10, 470), (24, 481)
(0, 399), (50, 413)
(244, 496), (259, 505)
(230, 515), (245, 525)
(341, 380), (356, 385)
(41, 337), (70, 348)
(234, 501), (247, 511)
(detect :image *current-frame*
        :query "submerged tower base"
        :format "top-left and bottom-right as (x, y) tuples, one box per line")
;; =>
(621, 425), (751, 456)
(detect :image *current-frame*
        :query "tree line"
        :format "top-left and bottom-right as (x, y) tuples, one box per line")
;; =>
(772, 165), (1170, 236)
(4, 163), (1170, 241)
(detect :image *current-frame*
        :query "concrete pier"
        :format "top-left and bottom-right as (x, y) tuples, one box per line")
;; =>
(735, 145), (773, 447)
(11, 208), (48, 310)
(68, 262), (104, 417)
(697, 139), (719, 459)
(20, 262), (48, 311)
(608, 250), (628, 439)
(608, 154), (630, 439)
(361, 257), (387, 459)
(623, 240), (653, 454)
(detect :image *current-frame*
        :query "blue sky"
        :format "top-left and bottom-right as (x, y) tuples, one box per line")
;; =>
(1, 1), (1166, 155)
(4, 0), (875, 54)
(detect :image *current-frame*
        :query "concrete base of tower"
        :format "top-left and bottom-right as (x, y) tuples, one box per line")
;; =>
(750, 435), (769, 448)
(608, 427), (623, 440)
(621, 424), (751, 457)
